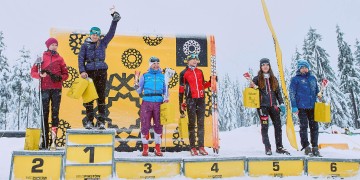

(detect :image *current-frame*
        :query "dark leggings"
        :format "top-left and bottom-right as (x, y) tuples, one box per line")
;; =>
(84, 69), (107, 122)
(186, 97), (206, 148)
(257, 106), (283, 149)
(298, 108), (319, 148)
(41, 89), (61, 148)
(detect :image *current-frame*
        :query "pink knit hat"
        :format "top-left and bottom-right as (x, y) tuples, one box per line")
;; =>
(45, 38), (58, 49)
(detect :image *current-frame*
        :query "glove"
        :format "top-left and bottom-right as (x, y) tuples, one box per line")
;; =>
(317, 92), (323, 99)
(209, 76), (218, 83)
(111, 11), (121, 22)
(292, 107), (298, 114)
(279, 104), (286, 116)
(133, 83), (139, 90)
(181, 103), (187, 111)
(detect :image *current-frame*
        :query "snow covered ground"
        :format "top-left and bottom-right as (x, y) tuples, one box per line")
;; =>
(2, 126), (360, 179)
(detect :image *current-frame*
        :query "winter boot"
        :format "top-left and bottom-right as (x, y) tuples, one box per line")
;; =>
(304, 146), (312, 156)
(85, 120), (94, 129)
(96, 114), (106, 130)
(199, 147), (208, 155)
(50, 127), (58, 151)
(142, 144), (149, 156)
(312, 147), (321, 157)
(190, 148), (198, 156)
(276, 147), (290, 155)
(265, 147), (272, 155)
(97, 121), (106, 130)
(155, 144), (163, 156)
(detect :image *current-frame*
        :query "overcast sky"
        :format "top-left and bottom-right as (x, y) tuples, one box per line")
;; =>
(1, 0), (359, 80)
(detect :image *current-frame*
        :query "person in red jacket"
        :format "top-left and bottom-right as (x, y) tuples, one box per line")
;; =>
(179, 53), (211, 156)
(31, 37), (69, 150)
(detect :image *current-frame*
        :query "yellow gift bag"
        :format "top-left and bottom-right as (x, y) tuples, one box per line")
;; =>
(314, 102), (331, 123)
(160, 103), (176, 125)
(82, 78), (99, 103)
(67, 77), (89, 99)
(24, 128), (41, 150)
(243, 88), (260, 108)
(178, 116), (189, 139)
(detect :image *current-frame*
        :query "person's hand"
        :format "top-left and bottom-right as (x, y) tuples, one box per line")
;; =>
(111, 11), (121, 22)
(181, 103), (187, 112)
(180, 112), (186, 118)
(81, 72), (88, 79)
(292, 107), (299, 115)
(163, 99), (169, 103)
(279, 104), (286, 116)
(40, 72), (47, 77)
(50, 74), (62, 82)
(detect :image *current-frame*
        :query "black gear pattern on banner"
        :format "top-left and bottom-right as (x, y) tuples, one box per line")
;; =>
(62, 66), (79, 88)
(69, 33), (105, 55)
(205, 87), (212, 117)
(47, 119), (71, 147)
(162, 68), (179, 89)
(171, 127), (190, 152)
(143, 35), (163, 46)
(121, 49), (143, 69)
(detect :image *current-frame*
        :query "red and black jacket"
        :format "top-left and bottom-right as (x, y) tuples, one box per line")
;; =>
(31, 51), (69, 90)
(179, 66), (211, 102)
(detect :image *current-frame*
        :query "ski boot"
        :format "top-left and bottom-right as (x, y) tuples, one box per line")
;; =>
(142, 144), (149, 156)
(199, 147), (208, 155)
(154, 144), (163, 156)
(96, 114), (106, 130)
(190, 148), (198, 156)
(304, 146), (313, 156)
(265, 147), (272, 155)
(312, 147), (321, 157)
(97, 121), (106, 130)
(50, 127), (58, 151)
(276, 147), (290, 155)
(85, 120), (94, 129)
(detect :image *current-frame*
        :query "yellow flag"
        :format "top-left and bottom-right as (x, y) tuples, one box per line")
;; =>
(261, 0), (299, 150)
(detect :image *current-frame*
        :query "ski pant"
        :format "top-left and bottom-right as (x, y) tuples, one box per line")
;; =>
(84, 69), (107, 123)
(186, 97), (206, 148)
(298, 108), (319, 149)
(41, 89), (61, 148)
(140, 101), (163, 136)
(257, 106), (283, 150)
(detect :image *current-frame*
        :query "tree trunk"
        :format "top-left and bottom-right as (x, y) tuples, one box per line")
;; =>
(350, 88), (359, 128)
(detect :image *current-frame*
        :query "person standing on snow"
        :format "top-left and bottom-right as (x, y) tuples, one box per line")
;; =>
(31, 37), (69, 150)
(250, 58), (289, 155)
(134, 57), (169, 157)
(179, 53), (212, 156)
(78, 6), (121, 129)
(290, 59), (321, 156)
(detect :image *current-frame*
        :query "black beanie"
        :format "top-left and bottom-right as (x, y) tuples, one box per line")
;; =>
(260, 58), (270, 66)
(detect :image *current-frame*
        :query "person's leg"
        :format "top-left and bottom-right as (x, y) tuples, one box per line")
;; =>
(152, 102), (163, 156)
(95, 70), (108, 124)
(196, 98), (208, 155)
(41, 90), (51, 149)
(307, 109), (319, 148)
(140, 101), (152, 156)
(269, 106), (283, 149)
(84, 71), (96, 128)
(49, 89), (61, 147)
(258, 107), (271, 153)
(298, 109), (310, 149)
(186, 98), (197, 148)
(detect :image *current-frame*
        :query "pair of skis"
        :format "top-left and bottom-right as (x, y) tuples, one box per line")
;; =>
(210, 36), (220, 154)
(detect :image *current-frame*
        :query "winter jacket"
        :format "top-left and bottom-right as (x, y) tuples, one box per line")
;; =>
(290, 70), (319, 109)
(179, 66), (211, 100)
(253, 75), (284, 107)
(78, 20), (118, 73)
(31, 51), (69, 90)
(136, 68), (167, 103)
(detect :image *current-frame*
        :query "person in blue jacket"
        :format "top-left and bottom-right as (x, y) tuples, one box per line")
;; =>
(135, 56), (169, 156)
(290, 59), (322, 156)
(78, 8), (121, 129)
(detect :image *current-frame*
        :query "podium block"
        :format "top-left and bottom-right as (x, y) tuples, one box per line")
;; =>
(247, 157), (305, 177)
(115, 157), (182, 179)
(10, 151), (64, 180)
(307, 157), (360, 177)
(183, 157), (245, 178)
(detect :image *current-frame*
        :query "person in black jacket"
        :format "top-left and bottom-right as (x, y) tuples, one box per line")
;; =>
(250, 58), (289, 155)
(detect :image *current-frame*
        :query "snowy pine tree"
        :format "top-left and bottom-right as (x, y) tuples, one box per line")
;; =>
(10, 47), (34, 130)
(355, 39), (360, 66)
(218, 74), (238, 131)
(336, 25), (360, 128)
(300, 27), (352, 128)
(0, 31), (11, 130)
